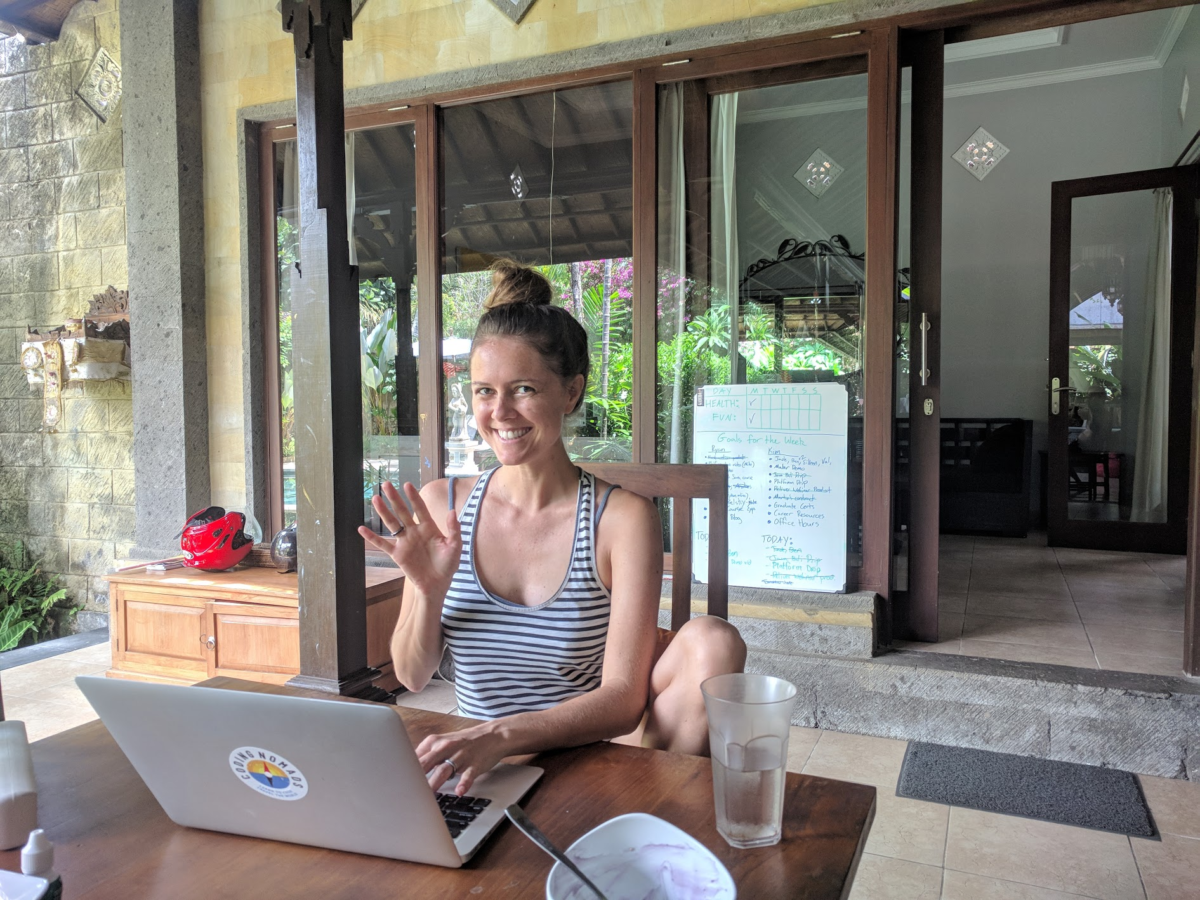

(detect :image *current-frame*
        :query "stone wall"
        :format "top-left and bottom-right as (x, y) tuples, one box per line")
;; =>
(0, 0), (128, 633)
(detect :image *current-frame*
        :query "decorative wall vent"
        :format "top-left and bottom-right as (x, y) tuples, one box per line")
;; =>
(20, 287), (131, 432)
(487, 0), (537, 25)
(77, 47), (122, 123)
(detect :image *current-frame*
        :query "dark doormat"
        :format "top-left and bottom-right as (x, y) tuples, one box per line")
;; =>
(897, 742), (1157, 838)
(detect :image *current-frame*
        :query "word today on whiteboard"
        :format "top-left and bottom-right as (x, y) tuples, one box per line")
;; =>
(692, 383), (848, 592)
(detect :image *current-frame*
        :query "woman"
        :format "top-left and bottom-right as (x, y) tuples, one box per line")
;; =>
(359, 261), (746, 796)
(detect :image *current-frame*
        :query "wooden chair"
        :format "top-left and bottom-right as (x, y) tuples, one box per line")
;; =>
(579, 463), (728, 632)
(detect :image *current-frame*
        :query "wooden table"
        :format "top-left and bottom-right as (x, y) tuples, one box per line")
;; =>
(3, 679), (875, 899)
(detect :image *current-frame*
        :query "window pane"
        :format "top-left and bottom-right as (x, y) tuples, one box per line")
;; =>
(656, 72), (869, 586)
(351, 124), (421, 530)
(440, 81), (634, 472)
(275, 141), (299, 527)
(273, 124), (420, 531)
(1067, 189), (1164, 523)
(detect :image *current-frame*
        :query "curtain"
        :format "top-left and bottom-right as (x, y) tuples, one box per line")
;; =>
(658, 84), (687, 463)
(710, 93), (740, 381)
(1131, 187), (1172, 523)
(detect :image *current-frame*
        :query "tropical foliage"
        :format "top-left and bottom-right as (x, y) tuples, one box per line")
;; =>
(276, 220), (859, 474)
(0, 543), (74, 651)
(1071, 343), (1122, 401)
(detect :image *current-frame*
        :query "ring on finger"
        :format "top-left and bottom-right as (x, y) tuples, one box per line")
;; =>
(443, 758), (457, 776)
(388, 522), (405, 537)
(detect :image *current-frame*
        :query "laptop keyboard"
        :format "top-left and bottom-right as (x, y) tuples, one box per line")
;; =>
(437, 793), (492, 839)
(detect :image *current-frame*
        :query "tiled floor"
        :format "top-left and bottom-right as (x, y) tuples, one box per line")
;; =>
(900, 533), (1193, 678)
(5, 647), (1199, 898)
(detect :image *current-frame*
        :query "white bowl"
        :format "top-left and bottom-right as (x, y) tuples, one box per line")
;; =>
(0, 869), (48, 900)
(545, 812), (736, 900)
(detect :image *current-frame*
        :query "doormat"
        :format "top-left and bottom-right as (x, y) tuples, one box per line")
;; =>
(897, 742), (1157, 838)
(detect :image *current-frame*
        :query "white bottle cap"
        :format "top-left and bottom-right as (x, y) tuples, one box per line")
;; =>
(20, 828), (56, 881)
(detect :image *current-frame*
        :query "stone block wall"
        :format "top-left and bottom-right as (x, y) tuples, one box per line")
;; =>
(0, 0), (128, 633)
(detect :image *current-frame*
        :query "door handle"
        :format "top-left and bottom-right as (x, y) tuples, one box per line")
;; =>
(205, 636), (216, 649)
(919, 313), (931, 386)
(1049, 377), (1071, 414)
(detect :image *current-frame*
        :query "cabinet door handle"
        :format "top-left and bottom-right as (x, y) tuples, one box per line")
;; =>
(205, 636), (216, 649)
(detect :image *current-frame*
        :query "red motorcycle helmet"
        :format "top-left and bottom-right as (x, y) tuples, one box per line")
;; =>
(180, 507), (255, 571)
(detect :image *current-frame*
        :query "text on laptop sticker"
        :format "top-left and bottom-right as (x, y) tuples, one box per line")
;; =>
(229, 747), (308, 801)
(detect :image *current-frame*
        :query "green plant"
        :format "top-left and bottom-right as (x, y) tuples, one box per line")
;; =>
(0, 544), (73, 651)
(1071, 344), (1122, 400)
(362, 304), (399, 436)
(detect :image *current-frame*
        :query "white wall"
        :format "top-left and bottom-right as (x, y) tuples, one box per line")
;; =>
(939, 68), (1164, 457)
(1162, 10), (1200, 165)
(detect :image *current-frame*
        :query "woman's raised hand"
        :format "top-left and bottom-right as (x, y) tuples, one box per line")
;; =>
(358, 482), (462, 596)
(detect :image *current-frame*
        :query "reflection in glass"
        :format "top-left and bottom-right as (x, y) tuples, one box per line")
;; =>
(656, 73), (869, 572)
(440, 82), (634, 472)
(1066, 188), (1169, 523)
(273, 124), (420, 530)
(893, 89), (912, 593)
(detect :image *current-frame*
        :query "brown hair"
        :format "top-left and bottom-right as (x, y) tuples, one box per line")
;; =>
(472, 259), (590, 412)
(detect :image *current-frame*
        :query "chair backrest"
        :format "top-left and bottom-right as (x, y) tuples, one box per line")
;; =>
(578, 463), (728, 631)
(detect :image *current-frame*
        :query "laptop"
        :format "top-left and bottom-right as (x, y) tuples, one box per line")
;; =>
(75, 676), (542, 866)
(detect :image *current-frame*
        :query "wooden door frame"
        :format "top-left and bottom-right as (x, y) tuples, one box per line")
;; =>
(897, 29), (945, 642)
(1048, 166), (1198, 554)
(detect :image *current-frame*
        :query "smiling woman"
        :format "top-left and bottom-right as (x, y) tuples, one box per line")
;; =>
(359, 260), (746, 797)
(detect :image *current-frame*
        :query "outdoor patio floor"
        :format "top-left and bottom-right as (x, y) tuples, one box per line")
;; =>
(3, 643), (1198, 898)
(897, 533), (1192, 678)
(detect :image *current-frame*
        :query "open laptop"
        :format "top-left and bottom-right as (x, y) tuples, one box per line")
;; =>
(75, 676), (542, 866)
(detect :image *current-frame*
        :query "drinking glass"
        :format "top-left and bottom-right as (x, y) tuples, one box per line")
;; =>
(701, 673), (799, 849)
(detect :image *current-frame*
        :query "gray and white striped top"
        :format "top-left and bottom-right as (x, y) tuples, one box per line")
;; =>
(440, 467), (612, 720)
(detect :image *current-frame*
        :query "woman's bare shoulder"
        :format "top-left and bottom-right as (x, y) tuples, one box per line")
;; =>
(593, 479), (660, 527)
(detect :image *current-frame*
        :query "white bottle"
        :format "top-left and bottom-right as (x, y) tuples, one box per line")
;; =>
(21, 829), (61, 900)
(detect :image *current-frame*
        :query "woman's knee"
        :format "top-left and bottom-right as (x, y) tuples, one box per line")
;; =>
(675, 615), (747, 672)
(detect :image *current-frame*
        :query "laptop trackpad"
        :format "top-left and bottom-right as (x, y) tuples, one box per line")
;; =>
(444, 763), (543, 861)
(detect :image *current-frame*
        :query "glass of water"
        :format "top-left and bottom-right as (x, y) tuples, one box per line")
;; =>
(701, 673), (799, 849)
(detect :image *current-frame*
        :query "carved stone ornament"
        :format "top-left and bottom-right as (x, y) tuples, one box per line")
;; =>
(487, 0), (538, 25)
(89, 285), (130, 318)
(77, 47), (123, 123)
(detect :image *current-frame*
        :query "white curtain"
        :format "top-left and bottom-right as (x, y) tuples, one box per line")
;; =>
(1131, 188), (1172, 523)
(346, 132), (357, 266)
(659, 84), (688, 463)
(710, 93), (740, 381)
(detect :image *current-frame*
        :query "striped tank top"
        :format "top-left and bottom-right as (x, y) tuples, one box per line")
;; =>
(440, 467), (612, 720)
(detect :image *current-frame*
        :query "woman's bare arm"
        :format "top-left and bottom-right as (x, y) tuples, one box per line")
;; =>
(359, 480), (463, 691)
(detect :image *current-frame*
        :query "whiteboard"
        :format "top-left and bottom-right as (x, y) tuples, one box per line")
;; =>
(692, 383), (848, 592)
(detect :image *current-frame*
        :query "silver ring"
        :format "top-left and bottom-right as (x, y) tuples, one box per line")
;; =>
(389, 523), (405, 537)
(443, 758), (457, 776)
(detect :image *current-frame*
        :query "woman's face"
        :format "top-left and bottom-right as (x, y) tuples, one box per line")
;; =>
(469, 336), (584, 467)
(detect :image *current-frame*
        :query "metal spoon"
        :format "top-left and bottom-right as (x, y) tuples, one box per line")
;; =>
(504, 804), (610, 900)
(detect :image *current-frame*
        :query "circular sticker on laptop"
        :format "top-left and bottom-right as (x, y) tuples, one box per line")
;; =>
(229, 747), (308, 801)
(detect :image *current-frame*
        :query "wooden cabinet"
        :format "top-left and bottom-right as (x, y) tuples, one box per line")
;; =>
(106, 567), (404, 690)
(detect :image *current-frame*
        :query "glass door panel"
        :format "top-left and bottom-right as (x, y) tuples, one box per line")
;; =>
(656, 67), (869, 590)
(1065, 190), (1159, 523)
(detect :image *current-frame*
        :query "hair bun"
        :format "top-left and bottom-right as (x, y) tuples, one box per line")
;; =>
(484, 259), (553, 309)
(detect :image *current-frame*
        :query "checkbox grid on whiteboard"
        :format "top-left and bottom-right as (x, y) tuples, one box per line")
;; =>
(750, 392), (823, 431)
